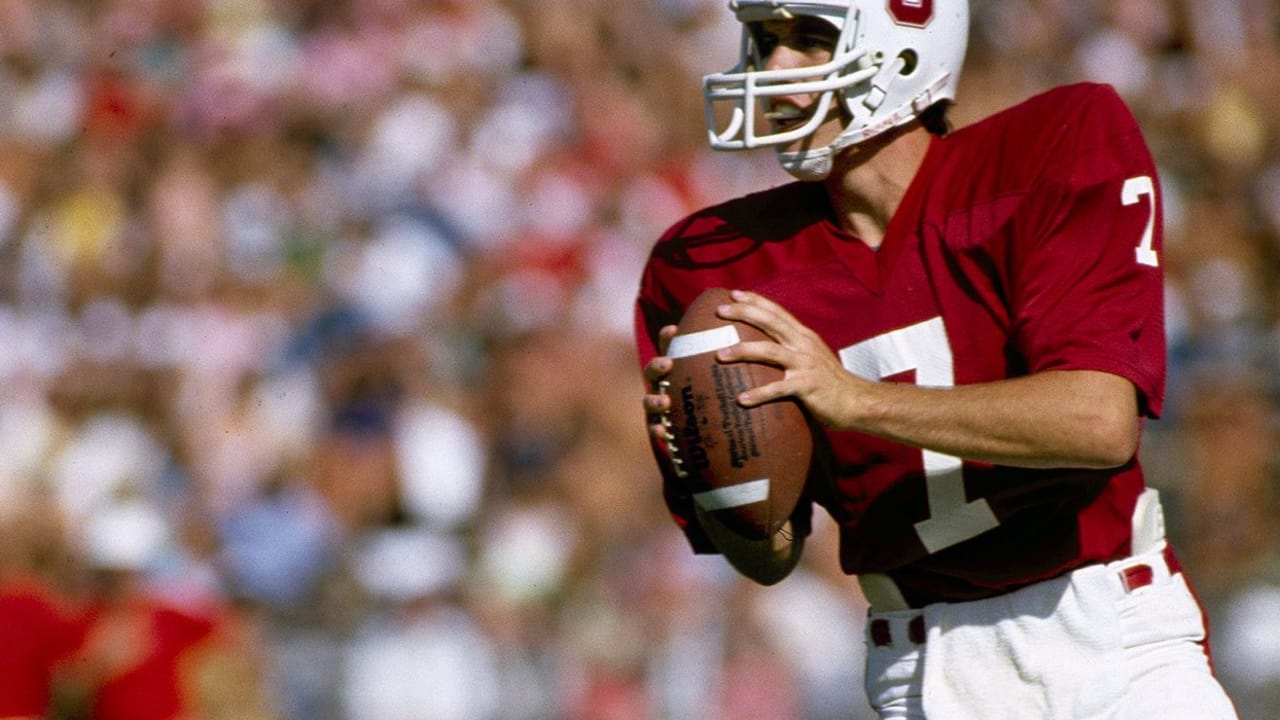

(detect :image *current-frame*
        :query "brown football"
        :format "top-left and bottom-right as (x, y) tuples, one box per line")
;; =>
(663, 287), (812, 540)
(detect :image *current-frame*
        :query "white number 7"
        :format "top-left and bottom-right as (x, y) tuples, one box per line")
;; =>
(839, 318), (999, 554)
(1123, 175), (1159, 267)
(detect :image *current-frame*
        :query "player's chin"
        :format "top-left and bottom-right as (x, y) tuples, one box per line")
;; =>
(776, 135), (816, 156)
(776, 114), (843, 152)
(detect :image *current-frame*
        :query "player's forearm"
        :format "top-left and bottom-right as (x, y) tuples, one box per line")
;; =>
(839, 369), (1140, 469)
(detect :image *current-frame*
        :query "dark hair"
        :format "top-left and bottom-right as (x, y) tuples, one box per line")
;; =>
(919, 101), (952, 137)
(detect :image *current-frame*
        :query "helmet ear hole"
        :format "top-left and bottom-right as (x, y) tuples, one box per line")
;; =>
(898, 49), (918, 76)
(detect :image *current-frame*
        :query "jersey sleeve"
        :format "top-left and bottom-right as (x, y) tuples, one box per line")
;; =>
(1009, 85), (1166, 417)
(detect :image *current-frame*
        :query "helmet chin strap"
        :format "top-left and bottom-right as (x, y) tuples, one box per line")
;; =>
(776, 142), (837, 181)
(774, 111), (867, 181)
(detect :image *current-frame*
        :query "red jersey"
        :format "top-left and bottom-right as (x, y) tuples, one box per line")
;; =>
(0, 577), (79, 717)
(70, 597), (220, 720)
(635, 84), (1166, 604)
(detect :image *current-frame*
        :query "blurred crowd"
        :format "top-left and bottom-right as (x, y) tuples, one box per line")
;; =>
(0, 1), (1276, 718)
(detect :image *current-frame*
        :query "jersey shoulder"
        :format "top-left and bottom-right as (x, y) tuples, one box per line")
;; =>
(941, 83), (1148, 185)
(957, 82), (1143, 149)
(637, 181), (834, 330)
(650, 180), (828, 263)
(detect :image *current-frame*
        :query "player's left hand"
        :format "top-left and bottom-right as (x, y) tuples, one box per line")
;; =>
(643, 324), (680, 450)
(714, 289), (866, 429)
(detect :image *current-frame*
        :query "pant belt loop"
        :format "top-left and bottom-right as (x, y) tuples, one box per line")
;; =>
(1118, 542), (1183, 593)
(869, 615), (927, 647)
(1120, 563), (1155, 593)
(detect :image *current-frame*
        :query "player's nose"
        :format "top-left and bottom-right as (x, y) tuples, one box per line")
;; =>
(763, 44), (807, 72)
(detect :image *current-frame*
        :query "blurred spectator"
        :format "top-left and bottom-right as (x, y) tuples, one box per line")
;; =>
(341, 527), (499, 720)
(59, 499), (277, 720)
(0, 488), (80, 720)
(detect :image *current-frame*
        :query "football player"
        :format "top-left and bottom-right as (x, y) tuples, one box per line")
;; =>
(634, 1), (1240, 718)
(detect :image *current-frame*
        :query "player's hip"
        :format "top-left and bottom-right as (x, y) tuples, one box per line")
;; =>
(859, 491), (1236, 719)
(862, 543), (1229, 719)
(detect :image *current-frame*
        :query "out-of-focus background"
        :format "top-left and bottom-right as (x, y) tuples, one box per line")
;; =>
(0, 1), (1276, 719)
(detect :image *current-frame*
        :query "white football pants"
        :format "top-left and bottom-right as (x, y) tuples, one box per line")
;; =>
(861, 540), (1239, 720)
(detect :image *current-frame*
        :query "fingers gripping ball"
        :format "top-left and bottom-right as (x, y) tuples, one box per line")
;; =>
(662, 288), (812, 540)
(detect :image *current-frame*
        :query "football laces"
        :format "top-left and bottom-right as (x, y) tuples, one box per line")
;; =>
(657, 379), (689, 479)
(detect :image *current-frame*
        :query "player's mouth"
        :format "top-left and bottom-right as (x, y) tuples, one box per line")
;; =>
(764, 102), (811, 133)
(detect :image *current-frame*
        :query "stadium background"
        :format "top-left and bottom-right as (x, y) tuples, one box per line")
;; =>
(0, 1), (1276, 718)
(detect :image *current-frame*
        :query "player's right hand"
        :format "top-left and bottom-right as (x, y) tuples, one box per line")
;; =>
(643, 324), (679, 451)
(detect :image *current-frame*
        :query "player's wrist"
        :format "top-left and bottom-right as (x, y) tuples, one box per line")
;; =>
(821, 371), (879, 432)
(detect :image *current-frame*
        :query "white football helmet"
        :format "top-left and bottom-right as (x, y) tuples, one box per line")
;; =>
(704, 0), (969, 180)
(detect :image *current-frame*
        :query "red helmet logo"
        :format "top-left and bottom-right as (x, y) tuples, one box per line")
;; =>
(888, 0), (934, 27)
